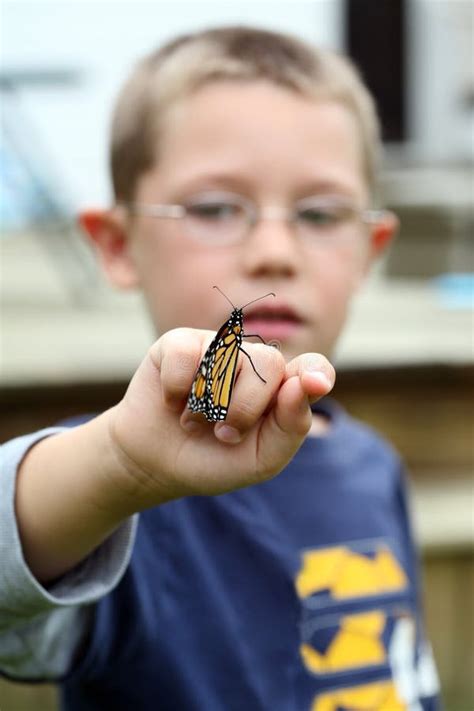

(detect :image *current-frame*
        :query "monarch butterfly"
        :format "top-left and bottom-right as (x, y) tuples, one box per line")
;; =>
(187, 286), (276, 422)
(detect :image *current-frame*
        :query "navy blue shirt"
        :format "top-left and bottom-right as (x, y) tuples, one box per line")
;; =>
(60, 400), (440, 710)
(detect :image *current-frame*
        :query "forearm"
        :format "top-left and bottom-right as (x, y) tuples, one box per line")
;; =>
(15, 409), (139, 584)
(13, 335), (335, 585)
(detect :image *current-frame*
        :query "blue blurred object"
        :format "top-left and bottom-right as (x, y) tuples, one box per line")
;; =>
(432, 273), (474, 309)
(0, 70), (79, 234)
(0, 72), (96, 300)
(0, 139), (56, 231)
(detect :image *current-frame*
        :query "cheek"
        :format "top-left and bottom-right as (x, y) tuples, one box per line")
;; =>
(130, 230), (234, 332)
(314, 247), (366, 303)
(308, 248), (367, 350)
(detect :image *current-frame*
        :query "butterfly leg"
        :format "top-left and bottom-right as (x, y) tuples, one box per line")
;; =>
(242, 334), (266, 344)
(239, 347), (266, 383)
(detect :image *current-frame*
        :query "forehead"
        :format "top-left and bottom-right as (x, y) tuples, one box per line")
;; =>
(141, 80), (367, 200)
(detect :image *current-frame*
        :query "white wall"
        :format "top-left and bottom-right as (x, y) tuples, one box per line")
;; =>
(2, 0), (343, 209)
(407, 0), (473, 162)
(3, 0), (472, 213)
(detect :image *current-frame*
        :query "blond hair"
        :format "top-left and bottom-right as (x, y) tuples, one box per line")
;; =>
(110, 26), (381, 201)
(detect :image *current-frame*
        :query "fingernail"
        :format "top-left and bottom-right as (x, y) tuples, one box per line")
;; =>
(214, 424), (242, 444)
(306, 371), (332, 390)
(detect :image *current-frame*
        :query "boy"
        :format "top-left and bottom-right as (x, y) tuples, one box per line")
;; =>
(0, 26), (440, 711)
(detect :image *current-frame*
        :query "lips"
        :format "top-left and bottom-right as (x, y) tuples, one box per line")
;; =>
(243, 303), (304, 341)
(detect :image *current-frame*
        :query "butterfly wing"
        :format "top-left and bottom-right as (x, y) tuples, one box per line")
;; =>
(208, 328), (240, 420)
(187, 289), (273, 422)
(188, 316), (242, 422)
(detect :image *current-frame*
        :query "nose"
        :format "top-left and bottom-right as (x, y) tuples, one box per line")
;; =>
(240, 212), (301, 278)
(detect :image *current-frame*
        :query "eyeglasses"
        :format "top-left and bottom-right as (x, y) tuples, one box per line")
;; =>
(121, 191), (387, 247)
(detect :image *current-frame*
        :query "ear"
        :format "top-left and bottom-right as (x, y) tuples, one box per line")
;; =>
(353, 210), (399, 288)
(78, 209), (140, 289)
(369, 209), (399, 257)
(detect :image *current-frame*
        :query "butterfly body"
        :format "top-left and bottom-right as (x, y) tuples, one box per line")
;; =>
(187, 288), (275, 422)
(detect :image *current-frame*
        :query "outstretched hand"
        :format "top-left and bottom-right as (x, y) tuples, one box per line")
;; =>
(107, 328), (335, 510)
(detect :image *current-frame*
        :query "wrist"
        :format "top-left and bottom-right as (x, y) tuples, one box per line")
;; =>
(15, 413), (139, 583)
(98, 406), (178, 512)
(82, 408), (148, 519)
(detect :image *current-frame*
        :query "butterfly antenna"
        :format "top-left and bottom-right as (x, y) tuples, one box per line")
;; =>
(241, 292), (276, 311)
(213, 285), (236, 309)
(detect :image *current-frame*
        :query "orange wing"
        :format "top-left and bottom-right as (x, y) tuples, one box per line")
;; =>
(187, 323), (241, 421)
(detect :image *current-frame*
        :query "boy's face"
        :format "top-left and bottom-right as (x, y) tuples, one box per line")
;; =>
(88, 81), (395, 362)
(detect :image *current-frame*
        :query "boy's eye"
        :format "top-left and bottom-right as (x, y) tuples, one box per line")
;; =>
(186, 201), (243, 221)
(297, 205), (350, 227)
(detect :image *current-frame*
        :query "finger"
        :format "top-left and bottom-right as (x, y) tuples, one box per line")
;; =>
(284, 353), (335, 403)
(213, 344), (286, 444)
(255, 360), (336, 478)
(255, 375), (313, 478)
(149, 328), (215, 413)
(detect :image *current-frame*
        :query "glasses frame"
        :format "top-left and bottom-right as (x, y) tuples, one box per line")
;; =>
(119, 193), (389, 246)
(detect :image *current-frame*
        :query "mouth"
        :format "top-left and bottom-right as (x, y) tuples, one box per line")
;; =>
(243, 304), (305, 341)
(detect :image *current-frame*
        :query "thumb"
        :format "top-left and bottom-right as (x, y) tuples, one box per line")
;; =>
(284, 353), (336, 406)
(255, 374), (324, 477)
(255, 354), (335, 477)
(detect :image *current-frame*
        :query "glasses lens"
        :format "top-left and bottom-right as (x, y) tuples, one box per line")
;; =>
(183, 196), (248, 244)
(296, 199), (358, 243)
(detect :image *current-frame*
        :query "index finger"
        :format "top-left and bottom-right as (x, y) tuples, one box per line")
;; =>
(149, 328), (216, 412)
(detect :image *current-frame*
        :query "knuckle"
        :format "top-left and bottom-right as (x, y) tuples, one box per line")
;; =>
(250, 344), (285, 378)
(264, 345), (285, 372)
(233, 387), (262, 421)
(227, 346), (284, 427)
(301, 353), (325, 370)
(158, 335), (200, 396)
(174, 350), (198, 376)
(271, 348), (286, 375)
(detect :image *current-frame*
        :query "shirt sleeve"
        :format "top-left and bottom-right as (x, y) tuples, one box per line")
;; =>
(0, 429), (138, 680)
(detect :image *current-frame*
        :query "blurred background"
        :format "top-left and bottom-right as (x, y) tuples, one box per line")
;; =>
(1, 0), (473, 709)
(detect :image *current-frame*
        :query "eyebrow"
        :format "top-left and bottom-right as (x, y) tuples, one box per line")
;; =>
(165, 172), (361, 201)
(167, 173), (253, 196)
(294, 179), (360, 199)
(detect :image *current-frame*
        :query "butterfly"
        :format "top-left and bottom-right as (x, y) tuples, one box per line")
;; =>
(187, 286), (276, 422)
